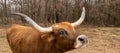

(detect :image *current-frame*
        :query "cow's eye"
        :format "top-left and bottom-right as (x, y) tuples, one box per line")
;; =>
(59, 31), (64, 35)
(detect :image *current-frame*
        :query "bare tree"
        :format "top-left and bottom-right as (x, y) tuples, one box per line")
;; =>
(0, 0), (120, 27)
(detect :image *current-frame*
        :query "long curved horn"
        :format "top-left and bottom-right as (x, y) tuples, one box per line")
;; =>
(11, 13), (52, 33)
(71, 7), (86, 27)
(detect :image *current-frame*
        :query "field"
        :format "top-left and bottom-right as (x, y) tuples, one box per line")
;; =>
(0, 26), (120, 53)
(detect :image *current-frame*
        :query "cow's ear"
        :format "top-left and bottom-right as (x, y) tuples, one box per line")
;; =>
(41, 34), (55, 42)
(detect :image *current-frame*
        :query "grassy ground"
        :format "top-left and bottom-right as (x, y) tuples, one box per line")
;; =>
(0, 27), (120, 53)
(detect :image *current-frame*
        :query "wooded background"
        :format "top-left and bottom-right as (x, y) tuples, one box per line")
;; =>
(0, 0), (120, 27)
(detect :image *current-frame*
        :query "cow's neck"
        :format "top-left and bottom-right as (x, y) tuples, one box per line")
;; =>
(42, 41), (65, 53)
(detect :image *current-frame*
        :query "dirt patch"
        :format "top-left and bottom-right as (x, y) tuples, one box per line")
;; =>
(0, 27), (120, 53)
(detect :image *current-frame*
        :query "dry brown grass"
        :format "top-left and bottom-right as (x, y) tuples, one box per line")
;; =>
(0, 27), (120, 53)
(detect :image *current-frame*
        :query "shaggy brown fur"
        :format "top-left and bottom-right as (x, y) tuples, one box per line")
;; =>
(6, 22), (78, 53)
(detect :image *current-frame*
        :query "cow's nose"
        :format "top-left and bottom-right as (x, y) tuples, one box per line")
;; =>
(78, 35), (88, 44)
(74, 35), (88, 48)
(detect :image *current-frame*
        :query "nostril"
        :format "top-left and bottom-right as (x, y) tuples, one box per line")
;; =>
(77, 35), (88, 44)
(78, 38), (84, 41)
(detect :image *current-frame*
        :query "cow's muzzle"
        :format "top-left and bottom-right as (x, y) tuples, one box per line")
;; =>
(74, 35), (88, 48)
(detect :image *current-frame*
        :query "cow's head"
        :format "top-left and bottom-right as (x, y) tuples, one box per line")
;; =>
(11, 7), (87, 51)
(50, 22), (87, 51)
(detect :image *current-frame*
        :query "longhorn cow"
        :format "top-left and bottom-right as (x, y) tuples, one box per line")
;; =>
(6, 7), (88, 53)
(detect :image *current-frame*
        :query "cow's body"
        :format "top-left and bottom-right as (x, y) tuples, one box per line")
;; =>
(7, 22), (76, 53)
(7, 7), (87, 53)
(7, 24), (45, 53)
(7, 25), (65, 53)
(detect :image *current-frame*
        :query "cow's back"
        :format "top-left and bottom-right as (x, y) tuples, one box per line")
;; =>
(6, 24), (43, 53)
